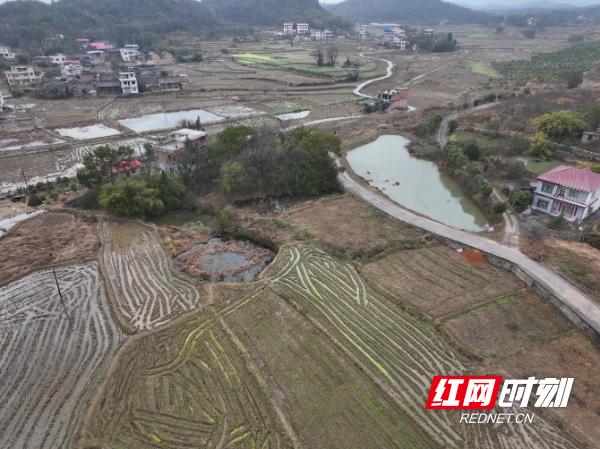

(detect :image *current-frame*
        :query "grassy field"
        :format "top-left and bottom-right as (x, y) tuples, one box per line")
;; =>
(470, 61), (502, 79)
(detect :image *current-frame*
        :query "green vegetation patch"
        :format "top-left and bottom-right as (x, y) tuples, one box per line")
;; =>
(470, 62), (502, 79)
(494, 41), (600, 84)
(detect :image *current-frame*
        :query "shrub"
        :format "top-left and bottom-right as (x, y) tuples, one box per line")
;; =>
(462, 141), (480, 161)
(532, 110), (587, 139)
(492, 202), (508, 214)
(27, 194), (44, 207)
(510, 190), (534, 210)
(592, 164), (600, 174)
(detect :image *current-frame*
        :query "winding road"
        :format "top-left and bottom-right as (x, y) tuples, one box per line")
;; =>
(353, 54), (395, 98)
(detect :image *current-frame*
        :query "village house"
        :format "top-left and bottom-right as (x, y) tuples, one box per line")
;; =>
(322, 29), (336, 40)
(582, 127), (600, 143)
(157, 129), (208, 173)
(532, 165), (600, 222)
(76, 38), (90, 49)
(120, 44), (139, 62)
(377, 88), (410, 110)
(87, 50), (106, 65)
(49, 54), (67, 65)
(297, 23), (310, 35)
(0, 91), (4, 109)
(67, 74), (96, 96)
(355, 26), (367, 40)
(4, 66), (43, 87)
(310, 30), (323, 41)
(61, 63), (83, 77)
(112, 159), (143, 175)
(89, 41), (114, 50)
(423, 28), (435, 37)
(0, 45), (16, 60)
(119, 70), (139, 95)
(283, 22), (294, 35)
(136, 69), (186, 92)
(383, 28), (395, 42)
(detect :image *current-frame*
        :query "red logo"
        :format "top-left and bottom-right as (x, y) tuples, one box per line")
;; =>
(425, 376), (503, 410)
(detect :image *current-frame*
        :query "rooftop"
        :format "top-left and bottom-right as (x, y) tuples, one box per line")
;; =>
(538, 165), (600, 193)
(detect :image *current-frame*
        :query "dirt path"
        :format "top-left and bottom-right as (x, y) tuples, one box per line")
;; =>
(353, 54), (395, 98)
(336, 166), (600, 337)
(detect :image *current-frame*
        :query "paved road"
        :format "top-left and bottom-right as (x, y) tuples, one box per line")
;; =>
(337, 169), (600, 335)
(353, 54), (395, 98)
(436, 103), (521, 247)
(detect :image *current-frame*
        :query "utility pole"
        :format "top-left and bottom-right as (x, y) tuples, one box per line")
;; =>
(20, 169), (29, 189)
(53, 269), (72, 329)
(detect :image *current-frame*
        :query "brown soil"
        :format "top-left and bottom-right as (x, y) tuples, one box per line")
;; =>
(160, 225), (212, 257)
(0, 212), (99, 286)
(460, 249), (489, 267)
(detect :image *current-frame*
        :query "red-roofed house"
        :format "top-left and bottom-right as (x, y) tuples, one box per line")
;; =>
(112, 159), (143, 175)
(532, 165), (600, 221)
(89, 41), (114, 50)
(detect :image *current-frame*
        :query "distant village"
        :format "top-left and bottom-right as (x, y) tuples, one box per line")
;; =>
(0, 39), (186, 101)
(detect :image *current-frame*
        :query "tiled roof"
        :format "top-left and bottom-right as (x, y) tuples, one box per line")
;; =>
(538, 165), (600, 193)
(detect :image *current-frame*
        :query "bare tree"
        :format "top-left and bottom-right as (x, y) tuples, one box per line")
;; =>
(312, 46), (324, 66)
(326, 44), (338, 66)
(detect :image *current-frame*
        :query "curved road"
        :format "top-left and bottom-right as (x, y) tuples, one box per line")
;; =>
(337, 168), (600, 335)
(353, 54), (395, 98)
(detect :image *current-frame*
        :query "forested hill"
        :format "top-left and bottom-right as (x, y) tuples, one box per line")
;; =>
(0, 0), (340, 50)
(203, 0), (344, 28)
(325, 0), (491, 25)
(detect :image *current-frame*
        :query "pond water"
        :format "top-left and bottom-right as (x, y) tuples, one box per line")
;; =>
(347, 135), (488, 232)
(118, 109), (225, 133)
(177, 238), (273, 282)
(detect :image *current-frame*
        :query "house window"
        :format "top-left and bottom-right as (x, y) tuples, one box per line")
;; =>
(536, 199), (549, 209)
(541, 183), (553, 194)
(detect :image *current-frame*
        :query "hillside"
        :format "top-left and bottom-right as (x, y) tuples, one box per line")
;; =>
(204, 0), (343, 28)
(326, 0), (492, 25)
(0, 0), (339, 51)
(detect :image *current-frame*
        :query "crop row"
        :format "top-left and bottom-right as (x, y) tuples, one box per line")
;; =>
(266, 245), (578, 449)
(0, 264), (124, 449)
(102, 223), (202, 330)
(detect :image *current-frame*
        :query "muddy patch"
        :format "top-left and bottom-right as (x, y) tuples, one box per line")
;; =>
(177, 237), (273, 282)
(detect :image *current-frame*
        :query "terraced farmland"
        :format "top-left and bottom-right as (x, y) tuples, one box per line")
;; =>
(360, 245), (524, 318)
(82, 291), (291, 449)
(0, 264), (124, 449)
(262, 245), (579, 449)
(101, 222), (202, 330)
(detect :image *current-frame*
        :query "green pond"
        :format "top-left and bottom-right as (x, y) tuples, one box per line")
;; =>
(347, 135), (488, 232)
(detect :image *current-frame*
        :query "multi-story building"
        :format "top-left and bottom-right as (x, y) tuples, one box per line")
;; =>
(0, 90), (5, 109)
(87, 50), (106, 65)
(356, 26), (367, 40)
(322, 29), (335, 40)
(157, 129), (208, 173)
(394, 35), (409, 50)
(310, 30), (323, 41)
(49, 54), (67, 65)
(61, 63), (83, 77)
(532, 166), (600, 222)
(0, 45), (16, 60)
(297, 23), (310, 34)
(120, 44), (139, 62)
(4, 66), (43, 87)
(119, 70), (139, 95)
(283, 22), (294, 35)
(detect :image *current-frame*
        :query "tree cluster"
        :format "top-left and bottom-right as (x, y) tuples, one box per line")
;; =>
(193, 126), (342, 200)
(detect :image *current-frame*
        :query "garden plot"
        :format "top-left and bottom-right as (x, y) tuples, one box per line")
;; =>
(275, 110), (310, 121)
(101, 222), (202, 330)
(82, 299), (289, 449)
(208, 105), (263, 119)
(55, 123), (122, 140)
(262, 245), (579, 449)
(0, 263), (124, 449)
(360, 245), (524, 318)
(118, 109), (224, 133)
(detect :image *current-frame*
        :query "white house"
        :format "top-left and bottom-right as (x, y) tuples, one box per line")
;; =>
(356, 26), (367, 40)
(297, 23), (310, 34)
(0, 91), (4, 109)
(61, 63), (83, 77)
(49, 53), (67, 65)
(322, 29), (335, 40)
(394, 35), (409, 50)
(532, 165), (600, 222)
(0, 45), (16, 60)
(283, 22), (294, 35)
(119, 70), (139, 95)
(120, 44), (139, 62)
(310, 30), (323, 41)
